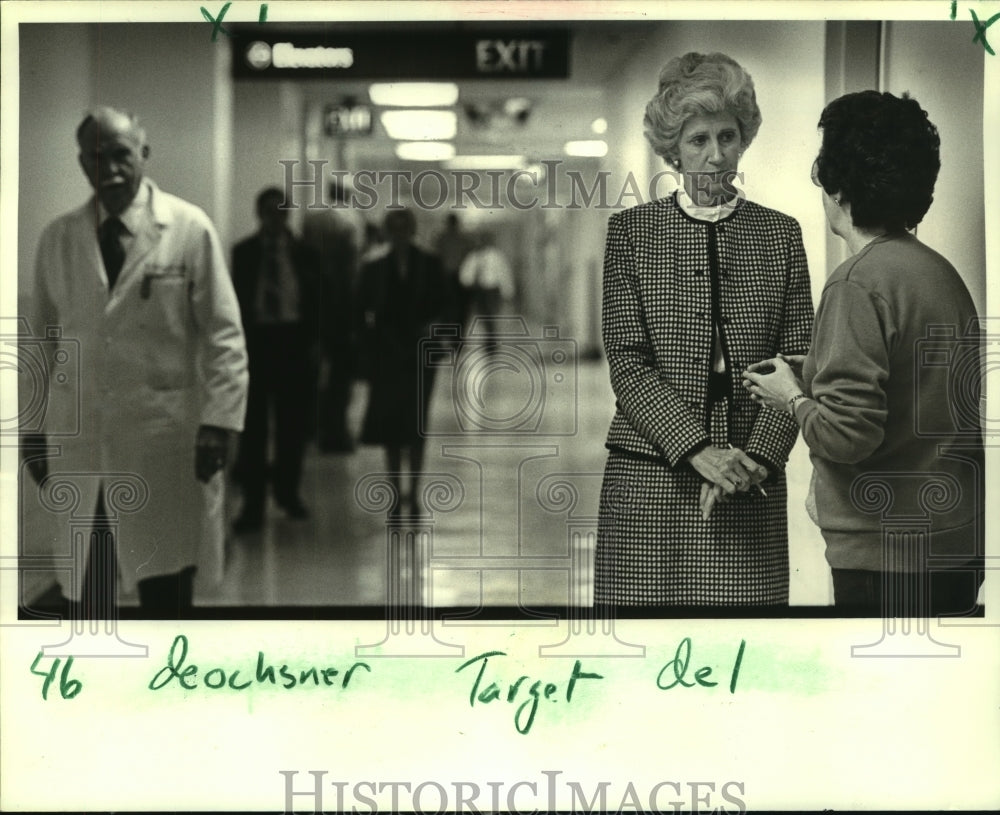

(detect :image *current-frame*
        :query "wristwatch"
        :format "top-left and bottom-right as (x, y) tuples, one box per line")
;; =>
(787, 392), (809, 416)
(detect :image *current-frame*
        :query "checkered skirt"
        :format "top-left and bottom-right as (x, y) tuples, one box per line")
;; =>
(595, 452), (790, 605)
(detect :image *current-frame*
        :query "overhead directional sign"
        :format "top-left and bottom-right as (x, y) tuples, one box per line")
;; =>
(232, 29), (571, 80)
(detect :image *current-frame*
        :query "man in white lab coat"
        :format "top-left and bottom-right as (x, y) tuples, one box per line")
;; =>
(20, 106), (248, 618)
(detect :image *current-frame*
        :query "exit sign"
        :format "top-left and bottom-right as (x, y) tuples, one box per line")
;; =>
(324, 102), (374, 136)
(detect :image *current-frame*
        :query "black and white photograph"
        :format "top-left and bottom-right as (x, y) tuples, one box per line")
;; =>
(1, 1), (998, 812)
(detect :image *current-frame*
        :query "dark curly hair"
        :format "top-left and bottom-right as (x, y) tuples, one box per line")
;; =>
(814, 91), (940, 232)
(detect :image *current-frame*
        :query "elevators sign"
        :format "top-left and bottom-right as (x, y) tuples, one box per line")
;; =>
(233, 29), (571, 80)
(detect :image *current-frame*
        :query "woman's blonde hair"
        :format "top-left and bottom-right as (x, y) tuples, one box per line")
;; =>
(643, 52), (762, 164)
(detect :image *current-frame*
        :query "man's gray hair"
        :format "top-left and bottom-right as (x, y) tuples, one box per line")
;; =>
(76, 106), (147, 147)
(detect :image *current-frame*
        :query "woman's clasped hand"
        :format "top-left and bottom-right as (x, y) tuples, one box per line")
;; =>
(741, 353), (807, 414)
(688, 445), (768, 520)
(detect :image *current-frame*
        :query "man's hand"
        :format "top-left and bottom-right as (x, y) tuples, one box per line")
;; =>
(20, 433), (49, 485)
(195, 425), (231, 483)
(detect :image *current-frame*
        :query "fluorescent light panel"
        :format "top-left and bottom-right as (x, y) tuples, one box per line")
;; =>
(369, 82), (459, 107)
(381, 109), (457, 141)
(444, 155), (528, 170)
(564, 139), (608, 157)
(395, 142), (456, 161)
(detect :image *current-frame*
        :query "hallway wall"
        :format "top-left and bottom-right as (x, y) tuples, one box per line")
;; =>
(18, 23), (234, 292)
(882, 21), (986, 314)
(231, 80), (305, 243)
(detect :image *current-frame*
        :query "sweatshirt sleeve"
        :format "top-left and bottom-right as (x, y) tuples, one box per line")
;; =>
(797, 279), (890, 464)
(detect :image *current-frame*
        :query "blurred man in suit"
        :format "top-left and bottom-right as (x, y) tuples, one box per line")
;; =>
(21, 106), (248, 618)
(231, 187), (321, 532)
(302, 179), (365, 452)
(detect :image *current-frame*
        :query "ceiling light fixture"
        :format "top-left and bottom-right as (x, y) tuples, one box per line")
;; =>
(564, 140), (608, 158)
(369, 82), (459, 107)
(444, 155), (528, 170)
(395, 141), (456, 161)
(381, 109), (457, 141)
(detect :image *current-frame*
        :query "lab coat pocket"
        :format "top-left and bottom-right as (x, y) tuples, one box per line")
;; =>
(140, 271), (192, 391)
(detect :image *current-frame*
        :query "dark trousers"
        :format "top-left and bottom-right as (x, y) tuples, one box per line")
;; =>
(136, 566), (196, 617)
(237, 324), (311, 516)
(75, 490), (196, 620)
(831, 561), (983, 616)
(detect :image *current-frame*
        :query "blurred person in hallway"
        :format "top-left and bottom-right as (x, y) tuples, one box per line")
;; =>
(302, 179), (365, 453)
(459, 229), (516, 352)
(232, 187), (321, 533)
(595, 52), (814, 607)
(360, 221), (388, 264)
(358, 207), (451, 515)
(460, 229), (516, 321)
(20, 106), (248, 618)
(744, 91), (984, 616)
(434, 212), (475, 327)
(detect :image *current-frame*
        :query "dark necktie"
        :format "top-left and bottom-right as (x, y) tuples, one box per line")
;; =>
(99, 217), (126, 290)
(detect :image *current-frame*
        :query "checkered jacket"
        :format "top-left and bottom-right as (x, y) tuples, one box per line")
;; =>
(602, 194), (813, 471)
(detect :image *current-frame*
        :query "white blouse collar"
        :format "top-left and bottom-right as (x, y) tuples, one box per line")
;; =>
(675, 187), (741, 223)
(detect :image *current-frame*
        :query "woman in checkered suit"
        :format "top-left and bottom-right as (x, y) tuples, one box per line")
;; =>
(594, 52), (814, 606)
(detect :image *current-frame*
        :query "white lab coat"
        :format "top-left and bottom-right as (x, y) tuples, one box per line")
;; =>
(22, 179), (248, 598)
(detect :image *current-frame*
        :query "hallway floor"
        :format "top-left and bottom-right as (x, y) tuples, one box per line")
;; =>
(202, 352), (831, 612)
(207, 351), (621, 611)
(23, 353), (833, 615)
